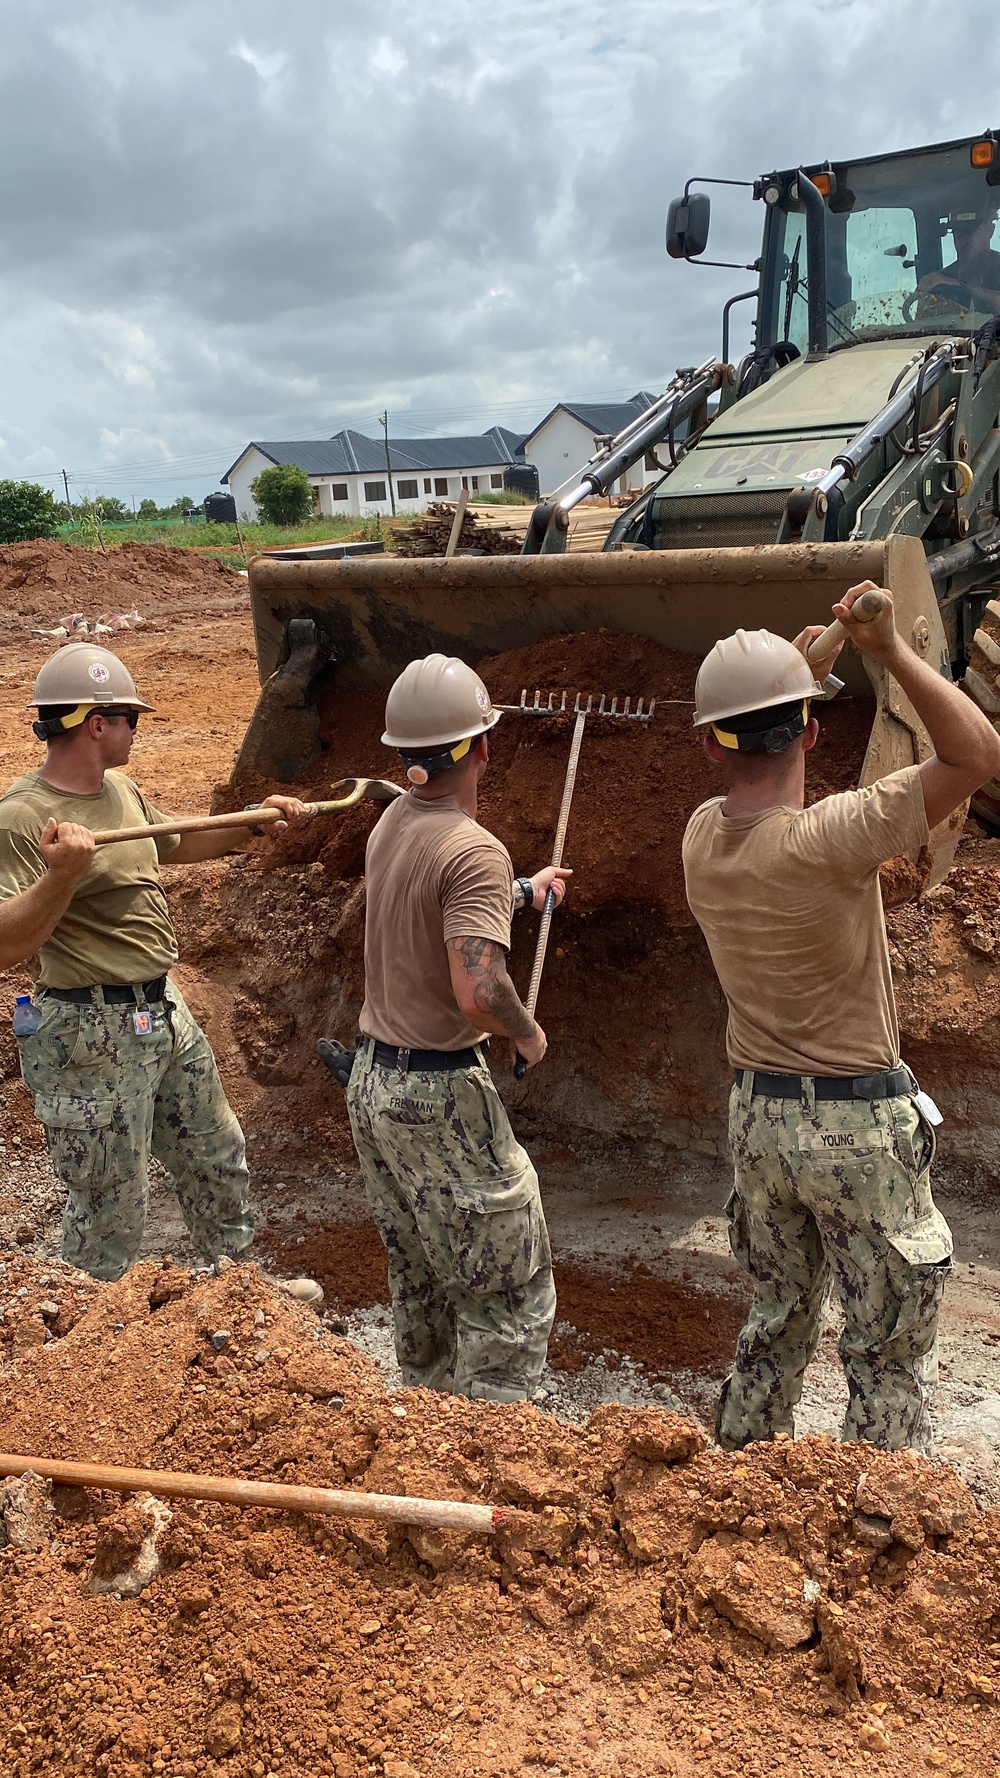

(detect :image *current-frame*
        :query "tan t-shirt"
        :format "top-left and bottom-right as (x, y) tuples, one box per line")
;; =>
(360, 791), (514, 1050)
(0, 769), (181, 988)
(682, 766), (929, 1076)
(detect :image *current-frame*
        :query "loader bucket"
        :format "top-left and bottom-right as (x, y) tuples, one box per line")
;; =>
(241, 532), (961, 887)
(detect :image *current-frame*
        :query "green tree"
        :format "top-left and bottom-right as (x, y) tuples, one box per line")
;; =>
(137, 498), (159, 520)
(95, 496), (130, 524)
(250, 462), (315, 526)
(0, 480), (59, 543)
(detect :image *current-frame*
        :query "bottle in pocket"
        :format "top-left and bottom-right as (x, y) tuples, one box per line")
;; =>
(12, 994), (41, 1037)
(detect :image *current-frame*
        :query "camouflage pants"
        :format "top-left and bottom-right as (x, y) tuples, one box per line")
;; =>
(347, 1039), (555, 1401)
(718, 1072), (953, 1457)
(16, 981), (252, 1282)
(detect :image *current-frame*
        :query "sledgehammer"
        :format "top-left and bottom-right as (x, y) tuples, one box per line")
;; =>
(806, 587), (886, 664)
(89, 777), (404, 846)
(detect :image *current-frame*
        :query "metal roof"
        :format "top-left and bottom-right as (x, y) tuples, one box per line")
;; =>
(223, 426), (520, 484)
(519, 394), (657, 451)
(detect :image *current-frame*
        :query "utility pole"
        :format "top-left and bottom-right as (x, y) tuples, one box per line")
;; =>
(379, 410), (396, 516)
(62, 469), (71, 515)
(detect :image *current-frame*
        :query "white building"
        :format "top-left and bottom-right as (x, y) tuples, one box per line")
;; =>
(520, 395), (660, 499)
(223, 427), (525, 521)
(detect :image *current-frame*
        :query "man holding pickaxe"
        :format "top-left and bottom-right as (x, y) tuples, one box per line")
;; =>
(0, 642), (304, 1281)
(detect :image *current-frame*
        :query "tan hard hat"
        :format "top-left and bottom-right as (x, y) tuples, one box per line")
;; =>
(693, 629), (824, 727)
(382, 653), (500, 750)
(30, 643), (154, 713)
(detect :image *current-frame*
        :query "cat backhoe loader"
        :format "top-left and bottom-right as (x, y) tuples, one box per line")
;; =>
(238, 128), (1000, 878)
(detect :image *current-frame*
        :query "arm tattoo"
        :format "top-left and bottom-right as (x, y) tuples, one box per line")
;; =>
(447, 936), (536, 1040)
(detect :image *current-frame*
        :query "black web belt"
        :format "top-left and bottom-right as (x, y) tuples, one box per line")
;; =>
(736, 1067), (911, 1101)
(372, 1040), (485, 1072)
(42, 975), (169, 1006)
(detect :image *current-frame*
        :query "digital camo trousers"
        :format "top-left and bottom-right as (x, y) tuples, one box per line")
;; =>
(17, 981), (252, 1282)
(347, 1040), (556, 1402)
(718, 1072), (953, 1458)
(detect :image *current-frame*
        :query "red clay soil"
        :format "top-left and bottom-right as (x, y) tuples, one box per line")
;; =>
(0, 540), (245, 626)
(252, 1221), (752, 1383)
(2, 1253), (1000, 1778)
(250, 630), (873, 924)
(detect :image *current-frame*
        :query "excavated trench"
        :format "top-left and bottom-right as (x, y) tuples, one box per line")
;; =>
(6, 577), (1000, 1773)
(212, 628), (882, 1155)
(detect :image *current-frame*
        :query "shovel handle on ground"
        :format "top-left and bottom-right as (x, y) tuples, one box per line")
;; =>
(0, 1452), (508, 1534)
(89, 778), (404, 845)
(807, 588), (886, 664)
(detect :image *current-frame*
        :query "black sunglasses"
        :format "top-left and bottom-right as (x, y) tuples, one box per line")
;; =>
(106, 709), (140, 729)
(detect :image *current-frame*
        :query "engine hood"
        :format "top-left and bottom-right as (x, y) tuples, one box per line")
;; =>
(662, 339), (925, 498)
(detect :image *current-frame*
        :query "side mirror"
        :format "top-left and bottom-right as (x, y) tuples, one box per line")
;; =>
(666, 191), (711, 260)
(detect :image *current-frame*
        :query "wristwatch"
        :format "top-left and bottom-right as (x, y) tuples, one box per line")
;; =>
(515, 876), (535, 912)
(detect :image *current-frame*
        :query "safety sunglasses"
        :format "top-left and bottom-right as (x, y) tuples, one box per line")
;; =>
(106, 709), (140, 729)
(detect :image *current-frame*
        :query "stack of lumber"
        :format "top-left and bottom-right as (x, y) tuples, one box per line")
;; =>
(390, 501), (617, 558)
(390, 504), (521, 558)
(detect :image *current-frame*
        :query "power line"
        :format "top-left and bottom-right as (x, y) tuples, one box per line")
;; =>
(0, 380), (664, 489)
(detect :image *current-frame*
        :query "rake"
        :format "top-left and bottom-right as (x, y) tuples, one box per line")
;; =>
(495, 688), (655, 1078)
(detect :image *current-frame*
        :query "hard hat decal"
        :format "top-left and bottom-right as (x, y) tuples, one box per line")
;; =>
(89, 664), (111, 683)
(476, 689), (489, 711)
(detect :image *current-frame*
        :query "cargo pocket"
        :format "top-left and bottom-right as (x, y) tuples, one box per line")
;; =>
(35, 1091), (114, 1194)
(451, 1166), (549, 1296)
(887, 1096), (949, 1270)
(452, 1068), (531, 1182)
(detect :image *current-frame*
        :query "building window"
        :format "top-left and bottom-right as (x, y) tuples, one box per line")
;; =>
(471, 476), (479, 491)
(490, 473), (503, 489)
(434, 477), (449, 496)
(461, 476), (469, 490)
(364, 480), (387, 502)
(331, 483), (348, 501)
(397, 479), (418, 499)
(423, 478), (432, 494)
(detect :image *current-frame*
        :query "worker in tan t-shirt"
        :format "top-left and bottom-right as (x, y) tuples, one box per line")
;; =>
(0, 642), (304, 1282)
(343, 653), (569, 1402)
(683, 586), (1000, 1456)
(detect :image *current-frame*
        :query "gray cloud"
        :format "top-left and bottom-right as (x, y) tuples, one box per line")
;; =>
(0, 0), (998, 500)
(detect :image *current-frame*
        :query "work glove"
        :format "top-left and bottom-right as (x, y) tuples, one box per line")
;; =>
(316, 1038), (357, 1088)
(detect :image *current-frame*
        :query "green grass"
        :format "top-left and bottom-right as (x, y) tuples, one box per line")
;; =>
(55, 515), (372, 552)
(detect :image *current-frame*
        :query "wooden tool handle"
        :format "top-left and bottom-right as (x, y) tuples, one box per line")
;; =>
(89, 778), (404, 846)
(0, 1452), (506, 1533)
(807, 589), (886, 663)
(514, 708), (585, 1079)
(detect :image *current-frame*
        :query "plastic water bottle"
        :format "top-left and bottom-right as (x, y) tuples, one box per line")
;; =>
(12, 995), (41, 1037)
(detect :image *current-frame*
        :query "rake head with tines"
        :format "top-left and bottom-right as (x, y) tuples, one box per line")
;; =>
(496, 688), (656, 721)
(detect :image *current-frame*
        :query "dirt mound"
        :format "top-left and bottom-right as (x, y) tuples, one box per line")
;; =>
(236, 631), (872, 924)
(0, 540), (246, 626)
(2, 1251), (999, 1777)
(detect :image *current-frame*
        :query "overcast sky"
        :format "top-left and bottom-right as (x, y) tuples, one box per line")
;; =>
(2, 0), (1000, 506)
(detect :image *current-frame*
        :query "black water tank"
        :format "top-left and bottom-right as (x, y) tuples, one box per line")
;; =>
(503, 464), (539, 501)
(204, 491), (238, 523)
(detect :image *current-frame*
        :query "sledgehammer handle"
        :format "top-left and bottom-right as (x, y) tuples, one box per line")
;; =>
(807, 588), (885, 663)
